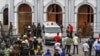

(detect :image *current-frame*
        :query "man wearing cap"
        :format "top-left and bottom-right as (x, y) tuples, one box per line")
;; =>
(33, 36), (39, 49)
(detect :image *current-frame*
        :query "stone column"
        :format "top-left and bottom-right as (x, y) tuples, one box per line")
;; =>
(68, 0), (71, 24)
(9, 0), (14, 24)
(70, 0), (75, 31)
(37, 0), (40, 23)
(34, 0), (38, 25)
(94, 0), (100, 37)
(9, 0), (15, 34)
(39, 0), (43, 24)
(65, 0), (69, 27)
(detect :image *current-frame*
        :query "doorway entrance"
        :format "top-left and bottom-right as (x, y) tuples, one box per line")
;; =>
(47, 4), (62, 25)
(78, 5), (94, 36)
(18, 4), (32, 34)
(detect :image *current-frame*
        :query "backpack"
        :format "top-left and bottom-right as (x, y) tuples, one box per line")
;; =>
(21, 44), (29, 53)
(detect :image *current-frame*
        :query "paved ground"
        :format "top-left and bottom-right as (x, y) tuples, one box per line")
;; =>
(42, 38), (95, 56)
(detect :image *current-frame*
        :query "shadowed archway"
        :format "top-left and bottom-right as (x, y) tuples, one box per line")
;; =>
(18, 4), (32, 34)
(77, 5), (94, 36)
(47, 4), (62, 25)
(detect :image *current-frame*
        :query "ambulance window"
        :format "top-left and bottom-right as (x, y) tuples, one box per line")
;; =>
(45, 27), (61, 33)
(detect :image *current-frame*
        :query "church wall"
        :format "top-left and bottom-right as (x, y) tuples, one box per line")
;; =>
(57, 0), (65, 6)
(26, 0), (34, 5)
(43, 0), (65, 23)
(75, 0), (97, 37)
(44, 0), (51, 6)
(88, 0), (96, 7)
(14, 0), (22, 6)
(75, 0), (83, 6)
(0, 0), (8, 24)
(14, 0), (35, 34)
(0, 0), (99, 37)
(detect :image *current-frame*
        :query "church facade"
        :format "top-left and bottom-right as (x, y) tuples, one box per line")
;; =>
(0, 0), (100, 37)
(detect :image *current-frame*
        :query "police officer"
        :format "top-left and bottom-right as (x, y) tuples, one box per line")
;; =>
(8, 22), (13, 36)
(32, 22), (36, 36)
(36, 23), (42, 38)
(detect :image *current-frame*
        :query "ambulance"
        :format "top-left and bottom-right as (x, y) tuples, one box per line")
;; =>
(42, 21), (62, 44)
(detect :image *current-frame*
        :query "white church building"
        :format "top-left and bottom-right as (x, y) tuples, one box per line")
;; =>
(0, 0), (100, 37)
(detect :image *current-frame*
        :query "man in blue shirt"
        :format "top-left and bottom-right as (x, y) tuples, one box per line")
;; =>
(44, 49), (51, 56)
(94, 40), (100, 56)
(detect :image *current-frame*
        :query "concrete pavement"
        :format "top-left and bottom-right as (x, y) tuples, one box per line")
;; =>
(42, 38), (95, 56)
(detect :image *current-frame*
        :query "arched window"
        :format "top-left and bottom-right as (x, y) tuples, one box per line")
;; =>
(3, 8), (8, 25)
(47, 4), (62, 25)
(77, 5), (94, 36)
(18, 4), (32, 34)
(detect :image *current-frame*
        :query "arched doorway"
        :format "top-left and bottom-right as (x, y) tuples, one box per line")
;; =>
(47, 4), (62, 25)
(3, 8), (8, 25)
(78, 5), (94, 36)
(18, 4), (32, 34)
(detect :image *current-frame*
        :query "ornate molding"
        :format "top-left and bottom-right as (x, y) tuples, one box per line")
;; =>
(52, 0), (56, 3)
(83, 0), (88, 4)
(22, 0), (26, 3)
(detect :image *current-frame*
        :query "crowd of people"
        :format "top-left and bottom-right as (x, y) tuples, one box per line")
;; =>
(0, 22), (100, 56)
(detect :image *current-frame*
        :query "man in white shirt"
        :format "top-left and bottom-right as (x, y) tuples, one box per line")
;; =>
(83, 41), (89, 56)
(54, 41), (61, 49)
(73, 33), (79, 54)
(54, 41), (62, 54)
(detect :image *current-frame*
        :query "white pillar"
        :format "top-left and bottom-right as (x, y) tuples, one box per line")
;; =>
(94, 0), (100, 37)
(40, 0), (43, 24)
(9, 0), (16, 34)
(9, 0), (14, 23)
(70, 0), (75, 31)
(65, 0), (69, 27)
(37, 0), (40, 23)
(34, 0), (38, 25)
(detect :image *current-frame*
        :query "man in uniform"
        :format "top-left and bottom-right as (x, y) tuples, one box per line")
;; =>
(36, 23), (42, 38)
(32, 22), (36, 36)
(8, 22), (13, 36)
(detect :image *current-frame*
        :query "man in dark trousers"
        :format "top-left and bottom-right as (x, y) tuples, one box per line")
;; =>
(8, 22), (13, 36)
(65, 35), (73, 54)
(36, 23), (42, 38)
(73, 33), (79, 54)
(32, 22), (36, 36)
(69, 24), (73, 38)
(88, 37), (95, 56)
(33, 36), (39, 49)
(94, 40), (100, 56)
